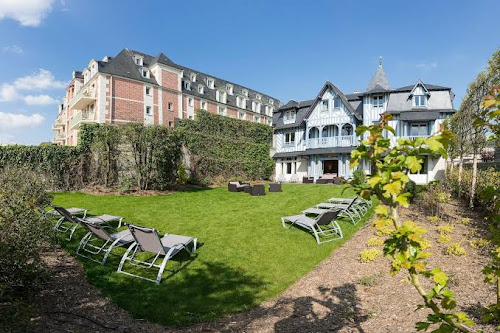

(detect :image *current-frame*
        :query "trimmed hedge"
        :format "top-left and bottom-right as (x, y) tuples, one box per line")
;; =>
(177, 110), (274, 183)
(0, 111), (274, 189)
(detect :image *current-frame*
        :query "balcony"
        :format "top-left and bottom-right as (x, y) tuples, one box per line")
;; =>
(52, 133), (66, 144)
(70, 87), (96, 109)
(52, 117), (64, 130)
(70, 110), (95, 129)
(306, 135), (356, 149)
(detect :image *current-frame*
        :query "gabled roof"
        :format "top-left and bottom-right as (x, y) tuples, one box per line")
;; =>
(366, 58), (390, 92)
(392, 83), (450, 92)
(409, 79), (430, 96)
(98, 48), (159, 85)
(273, 99), (314, 130)
(305, 81), (362, 120)
(366, 83), (390, 94)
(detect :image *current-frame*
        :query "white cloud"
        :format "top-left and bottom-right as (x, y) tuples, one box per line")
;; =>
(0, 132), (15, 144)
(0, 83), (20, 101)
(416, 61), (438, 70)
(0, 0), (55, 27)
(24, 94), (58, 105)
(0, 111), (44, 130)
(2, 44), (23, 54)
(14, 68), (66, 90)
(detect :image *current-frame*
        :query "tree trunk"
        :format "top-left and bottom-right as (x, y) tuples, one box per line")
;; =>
(458, 157), (463, 197)
(469, 152), (478, 208)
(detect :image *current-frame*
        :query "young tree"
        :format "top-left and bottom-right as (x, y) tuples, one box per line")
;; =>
(350, 114), (474, 332)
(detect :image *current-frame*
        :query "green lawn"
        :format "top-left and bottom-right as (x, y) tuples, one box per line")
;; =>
(53, 184), (375, 327)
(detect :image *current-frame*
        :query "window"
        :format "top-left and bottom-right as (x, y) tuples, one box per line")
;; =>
(333, 97), (341, 109)
(237, 96), (246, 108)
(410, 123), (428, 137)
(198, 85), (204, 94)
(168, 121), (173, 128)
(201, 101), (207, 110)
(254, 115), (261, 122)
(145, 106), (152, 115)
(216, 90), (227, 103)
(142, 69), (150, 78)
(190, 73), (197, 82)
(269, 99), (274, 105)
(286, 163), (292, 174)
(183, 81), (191, 90)
(321, 100), (329, 112)
(239, 112), (246, 119)
(255, 94), (261, 100)
(242, 89), (248, 97)
(218, 106), (226, 115)
(207, 78), (214, 89)
(284, 132), (295, 145)
(145, 86), (151, 96)
(284, 110), (295, 123)
(188, 98), (194, 107)
(252, 101), (261, 113)
(373, 95), (384, 108)
(226, 84), (233, 95)
(167, 102), (173, 111)
(414, 95), (427, 107)
(134, 55), (143, 66)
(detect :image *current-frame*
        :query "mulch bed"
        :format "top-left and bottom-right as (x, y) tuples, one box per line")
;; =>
(28, 196), (497, 332)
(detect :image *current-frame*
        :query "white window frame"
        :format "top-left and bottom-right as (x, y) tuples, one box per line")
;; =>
(239, 112), (246, 120)
(198, 85), (204, 94)
(410, 123), (428, 137)
(188, 97), (194, 108)
(373, 95), (384, 108)
(183, 81), (191, 90)
(333, 97), (341, 109)
(242, 89), (248, 97)
(190, 73), (197, 82)
(207, 78), (215, 89)
(145, 86), (152, 96)
(256, 94), (261, 101)
(284, 132), (295, 146)
(142, 68), (150, 78)
(226, 84), (233, 95)
(414, 95), (427, 107)
(134, 55), (143, 66)
(145, 106), (152, 115)
(200, 101), (207, 110)
(321, 100), (329, 112)
(218, 106), (226, 115)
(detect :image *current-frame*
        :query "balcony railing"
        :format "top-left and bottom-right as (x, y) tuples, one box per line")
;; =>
(407, 135), (430, 140)
(52, 117), (64, 130)
(70, 110), (94, 129)
(70, 87), (96, 109)
(306, 135), (356, 149)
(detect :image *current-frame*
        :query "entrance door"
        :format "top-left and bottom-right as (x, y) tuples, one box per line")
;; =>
(323, 160), (338, 175)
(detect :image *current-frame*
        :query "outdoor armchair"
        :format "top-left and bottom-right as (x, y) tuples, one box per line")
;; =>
(117, 224), (198, 284)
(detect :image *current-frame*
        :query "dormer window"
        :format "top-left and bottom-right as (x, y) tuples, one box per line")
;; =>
(183, 81), (191, 90)
(373, 95), (384, 108)
(256, 94), (261, 101)
(134, 55), (143, 66)
(242, 89), (248, 97)
(236, 96), (246, 109)
(216, 90), (227, 103)
(252, 101), (261, 113)
(414, 95), (427, 107)
(284, 110), (296, 123)
(207, 78), (215, 89)
(226, 84), (233, 95)
(142, 68), (150, 78)
(269, 99), (274, 105)
(198, 85), (204, 94)
(321, 100), (329, 112)
(190, 73), (197, 82)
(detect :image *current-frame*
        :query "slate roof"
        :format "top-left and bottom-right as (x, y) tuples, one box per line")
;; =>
(84, 48), (280, 114)
(273, 99), (314, 130)
(366, 63), (390, 91)
(392, 83), (451, 92)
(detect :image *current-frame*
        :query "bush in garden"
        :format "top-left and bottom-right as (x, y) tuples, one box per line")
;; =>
(351, 169), (367, 186)
(0, 168), (53, 299)
(359, 248), (381, 263)
(405, 180), (418, 202)
(446, 243), (467, 256)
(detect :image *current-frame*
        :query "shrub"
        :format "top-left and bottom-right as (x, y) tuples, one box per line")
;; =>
(469, 238), (490, 249)
(446, 243), (467, 256)
(438, 234), (451, 244)
(405, 180), (418, 202)
(367, 237), (384, 247)
(0, 168), (53, 298)
(420, 238), (432, 250)
(359, 248), (381, 263)
(437, 224), (454, 235)
(436, 191), (451, 203)
(428, 216), (440, 224)
(458, 218), (471, 225)
(351, 169), (366, 186)
(357, 273), (382, 286)
(481, 150), (495, 162)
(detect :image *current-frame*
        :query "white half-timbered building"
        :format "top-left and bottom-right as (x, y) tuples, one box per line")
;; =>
(272, 59), (456, 184)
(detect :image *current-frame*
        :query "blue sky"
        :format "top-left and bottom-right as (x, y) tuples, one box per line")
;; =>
(0, 0), (498, 145)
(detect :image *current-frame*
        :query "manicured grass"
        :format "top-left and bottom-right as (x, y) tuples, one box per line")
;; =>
(52, 184), (375, 327)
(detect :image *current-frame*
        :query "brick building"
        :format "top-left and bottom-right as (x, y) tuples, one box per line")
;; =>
(52, 48), (281, 145)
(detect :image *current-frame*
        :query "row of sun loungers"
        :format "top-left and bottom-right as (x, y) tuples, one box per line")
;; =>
(281, 197), (372, 244)
(46, 205), (197, 284)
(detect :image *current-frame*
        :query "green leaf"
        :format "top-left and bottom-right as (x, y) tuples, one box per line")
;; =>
(431, 268), (448, 285)
(383, 181), (402, 197)
(405, 156), (422, 173)
(367, 176), (382, 188)
(415, 322), (431, 331)
(374, 204), (389, 216)
(395, 194), (410, 207)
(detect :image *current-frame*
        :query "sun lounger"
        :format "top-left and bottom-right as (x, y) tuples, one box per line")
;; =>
(117, 225), (197, 284)
(76, 220), (134, 264)
(281, 210), (343, 244)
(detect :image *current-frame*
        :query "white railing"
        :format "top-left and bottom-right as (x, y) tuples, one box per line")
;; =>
(306, 135), (356, 149)
(407, 135), (430, 140)
(306, 116), (351, 127)
(70, 88), (95, 108)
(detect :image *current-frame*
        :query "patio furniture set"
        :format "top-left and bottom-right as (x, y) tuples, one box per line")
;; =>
(281, 196), (372, 244)
(228, 181), (282, 195)
(46, 205), (197, 284)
